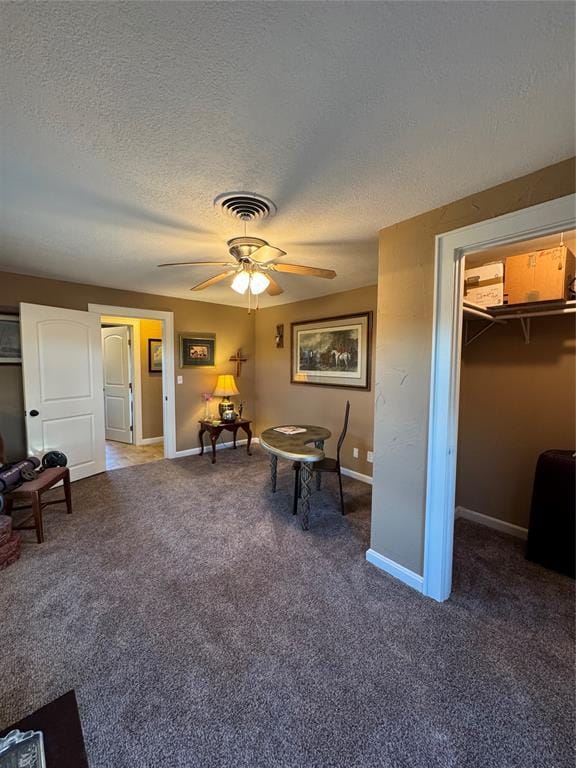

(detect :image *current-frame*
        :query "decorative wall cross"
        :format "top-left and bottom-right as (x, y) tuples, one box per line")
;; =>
(229, 348), (248, 377)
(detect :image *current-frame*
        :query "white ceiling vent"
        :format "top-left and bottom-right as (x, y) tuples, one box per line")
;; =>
(214, 192), (277, 222)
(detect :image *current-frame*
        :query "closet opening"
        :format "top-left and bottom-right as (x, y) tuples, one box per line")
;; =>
(455, 229), (575, 590)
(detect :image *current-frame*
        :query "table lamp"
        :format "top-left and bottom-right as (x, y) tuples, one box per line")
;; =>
(213, 374), (240, 419)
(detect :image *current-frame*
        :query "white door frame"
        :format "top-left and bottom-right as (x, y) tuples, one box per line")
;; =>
(423, 193), (576, 602)
(88, 304), (176, 459)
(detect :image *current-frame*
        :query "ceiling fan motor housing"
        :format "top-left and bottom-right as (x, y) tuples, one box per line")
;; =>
(227, 236), (268, 262)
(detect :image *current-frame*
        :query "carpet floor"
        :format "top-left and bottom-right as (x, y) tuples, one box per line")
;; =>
(1, 447), (574, 767)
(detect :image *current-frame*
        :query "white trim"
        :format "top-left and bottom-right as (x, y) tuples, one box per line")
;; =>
(341, 467), (373, 485)
(456, 506), (528, 540)
(88, 304), (176, 459)
(423, 194), (575, 602)
(174, 438), (250, 459)
(365, 549), (424, 592)
(139, 436), (164, 446)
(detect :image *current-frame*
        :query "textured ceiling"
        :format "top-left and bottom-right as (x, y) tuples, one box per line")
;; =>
(0, 2), (574, 307)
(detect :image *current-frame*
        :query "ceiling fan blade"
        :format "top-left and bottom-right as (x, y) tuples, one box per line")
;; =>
(190, 270), (237, 291)
(271, 263), (337, 279)
(250, 244), (287, 264)
(158, 261), (235, 267)
(266, 274), (284, 296)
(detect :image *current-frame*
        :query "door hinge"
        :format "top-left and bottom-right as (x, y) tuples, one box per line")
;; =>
(130, 425), (133, 431)
(129, 382), (133, 391)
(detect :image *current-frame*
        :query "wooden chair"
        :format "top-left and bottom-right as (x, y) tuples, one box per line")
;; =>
(293, 401), (351, 516)
(0, 434), (72, 543)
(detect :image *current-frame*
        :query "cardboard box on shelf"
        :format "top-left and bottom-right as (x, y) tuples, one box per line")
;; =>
(504, 246), (575, 305)
(463, 262), (504, 308)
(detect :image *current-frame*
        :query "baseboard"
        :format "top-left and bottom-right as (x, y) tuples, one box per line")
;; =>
(139, 436), (164, 446)
(365, 548), (424, 592)
(455, 505), (528, 540)
(341, 467), (373, 485)
(174, 438), (250, 459)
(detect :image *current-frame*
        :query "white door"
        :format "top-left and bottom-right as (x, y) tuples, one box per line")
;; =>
(20, 302), (106, 481)
(101, 326), (133, 444)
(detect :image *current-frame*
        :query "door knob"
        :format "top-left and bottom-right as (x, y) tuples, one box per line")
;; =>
(29, 409), (39, 417)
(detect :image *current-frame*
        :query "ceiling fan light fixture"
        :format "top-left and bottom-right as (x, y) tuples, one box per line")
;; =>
(231, 270), (250, 294)
(249, 271), (270, 295)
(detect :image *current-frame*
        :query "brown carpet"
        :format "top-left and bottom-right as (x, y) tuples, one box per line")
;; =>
(0, 447), (574, 767)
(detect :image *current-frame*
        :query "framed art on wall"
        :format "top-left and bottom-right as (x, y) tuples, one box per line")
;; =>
(0, 314), (21, 364)
(148, 338), (163, 372)
(179, 333), (216, 367)
(291, 312), (372, 390)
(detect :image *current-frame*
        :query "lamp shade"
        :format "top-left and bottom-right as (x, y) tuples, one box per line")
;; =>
(250, 272), (270, 295)
(213, 374), (239, 397)
(231, 271), (250, 294)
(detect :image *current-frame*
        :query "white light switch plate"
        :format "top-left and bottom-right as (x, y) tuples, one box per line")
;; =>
(353, 448), (359, 458)
(367, 451), (374, 463)
(177, 375), (183, 384)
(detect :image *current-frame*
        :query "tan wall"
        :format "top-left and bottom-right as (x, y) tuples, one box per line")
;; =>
(0, 273), (255, 454)
(254, 286), (377, 476)
(372, 157), (576, 574)
(139, 319), (164, 439)
(457, 315), (575, 528)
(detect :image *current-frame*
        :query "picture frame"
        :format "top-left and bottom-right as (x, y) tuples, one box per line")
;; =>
(0, 313), (22, 364)
(148, 338), (163, 372)
(179, 333), (216, 367)
(291, 312), (372, 390)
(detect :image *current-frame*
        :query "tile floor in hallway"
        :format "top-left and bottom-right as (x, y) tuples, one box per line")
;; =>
(105, 440), (164, 470)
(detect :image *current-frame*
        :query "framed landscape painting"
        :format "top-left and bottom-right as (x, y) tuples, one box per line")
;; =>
(179, 333), (216, 367)
(291, 312), (372, 390)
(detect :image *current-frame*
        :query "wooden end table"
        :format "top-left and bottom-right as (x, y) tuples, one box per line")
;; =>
(198, 419), (253, 464)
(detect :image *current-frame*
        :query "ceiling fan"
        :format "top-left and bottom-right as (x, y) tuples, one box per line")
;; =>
(157, 192), (337, 297)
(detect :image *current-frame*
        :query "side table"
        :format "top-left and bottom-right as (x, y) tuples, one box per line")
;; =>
(198, 419), (253, 464)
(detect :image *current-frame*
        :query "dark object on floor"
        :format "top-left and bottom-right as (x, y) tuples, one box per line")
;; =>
(526, 449), (575, 578)
(0, 690), (89, 768)
(293, 400), (350, 516)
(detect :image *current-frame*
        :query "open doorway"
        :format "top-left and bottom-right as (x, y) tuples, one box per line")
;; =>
(100, 315), (165, 470)
(89, 304), (177, 470)
(423, 194), (576, 602)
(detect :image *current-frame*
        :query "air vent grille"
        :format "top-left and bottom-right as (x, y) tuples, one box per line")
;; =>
(214, 192), (277, 222)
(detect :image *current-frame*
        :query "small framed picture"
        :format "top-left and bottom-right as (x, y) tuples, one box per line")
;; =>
(179, 333), (216, 367)
(0, 314), (21, 364)
(148, 338), (163, 372)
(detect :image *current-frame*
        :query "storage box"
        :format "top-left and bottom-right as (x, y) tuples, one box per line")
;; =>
(463, 262), (504, 308)
(504, 246), (575, 305)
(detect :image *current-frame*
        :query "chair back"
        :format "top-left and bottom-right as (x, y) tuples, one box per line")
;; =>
(336, 401), (350, 464)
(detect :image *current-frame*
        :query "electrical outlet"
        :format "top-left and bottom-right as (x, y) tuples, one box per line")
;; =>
(353, 447), (359, 459)
(367, 450), (374, 463)
(177, 375), (183, 384)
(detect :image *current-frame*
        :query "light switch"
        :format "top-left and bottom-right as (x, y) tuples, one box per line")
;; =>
(177, 375), (183, 384)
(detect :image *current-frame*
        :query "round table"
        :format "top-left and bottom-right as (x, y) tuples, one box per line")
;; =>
(260, 425), (331, 530)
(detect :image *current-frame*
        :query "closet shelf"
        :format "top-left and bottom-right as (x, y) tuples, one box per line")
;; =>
(463, 299), (576, 346)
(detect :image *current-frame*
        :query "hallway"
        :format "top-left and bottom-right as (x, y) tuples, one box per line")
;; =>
(105, 440), (164, 471)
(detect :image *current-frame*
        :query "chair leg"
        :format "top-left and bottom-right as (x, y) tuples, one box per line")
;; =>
(338, 471), (345, 515)
(32, 492), (44, 543)
(293, 465), (300, 515)
(63, 470), (72, 514)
